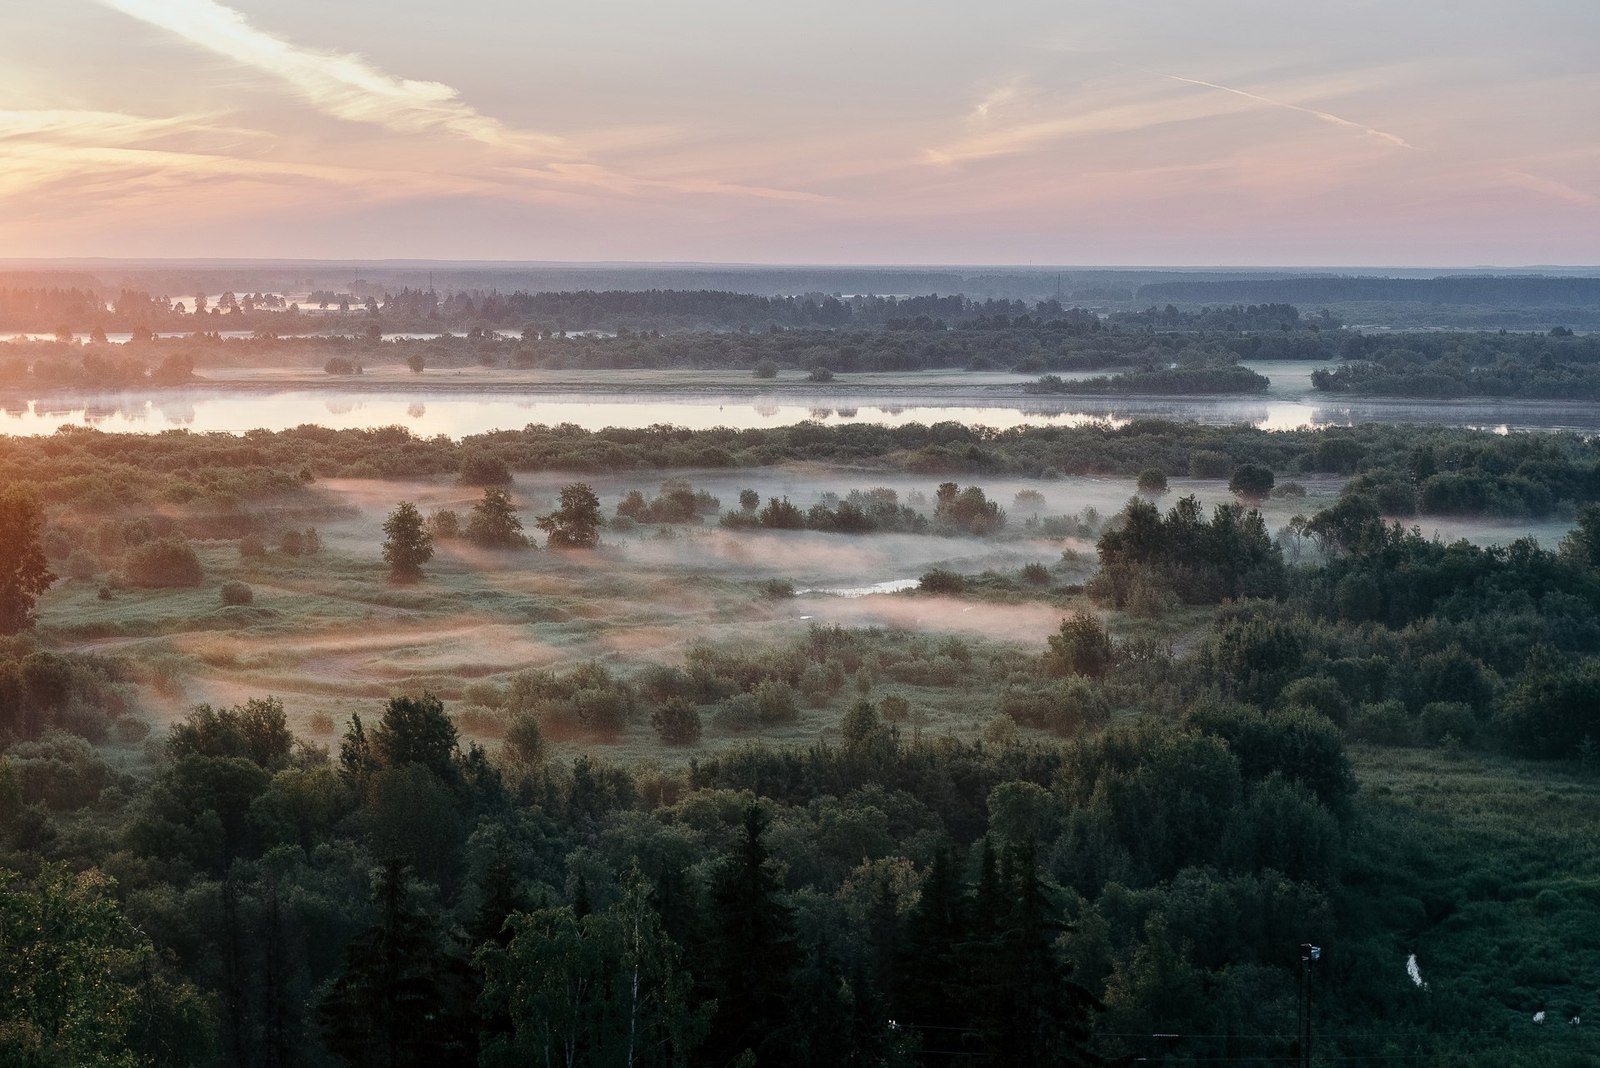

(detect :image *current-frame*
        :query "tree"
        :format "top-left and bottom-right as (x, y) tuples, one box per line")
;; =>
(536, 483), (602, 549)
(738, 489), (760, 512)
(468, 488), (528, 549)
(317, 862), (476, 1067)
(1045, 611), (1114, 678)
(477, 872), (705, 1068)
(382, 502), (433, 583)
(1136, 469), (1169, 496)
(650, 698), (703, 746)
(0, 864), (153, 1066)
(0, 486), (55, 634)
(406, 353), (426, 374)
(703, 805), (801, 1066)
(371, 692), (459, 782)
(1228, 464), (1275, 502)
(125, 537), (203, 588)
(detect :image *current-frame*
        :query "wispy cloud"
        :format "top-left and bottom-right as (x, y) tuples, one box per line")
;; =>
(96, 0), (571, 154)
(1161, 73), (1416, 149)
(969, 80), (1035, 122)
(925, 91), (1249, 165)
(1499, 169), (1597, 208)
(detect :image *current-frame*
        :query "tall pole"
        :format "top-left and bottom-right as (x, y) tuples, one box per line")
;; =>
(1298, 944), (1320, 1068)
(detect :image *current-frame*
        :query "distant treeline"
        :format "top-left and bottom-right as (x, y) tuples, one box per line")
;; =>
(7, 421), (1598, 525)
(1311, 329), (1600, 399)
(1139, 274), (1600, 307)
(1027, 364), (1270, 396)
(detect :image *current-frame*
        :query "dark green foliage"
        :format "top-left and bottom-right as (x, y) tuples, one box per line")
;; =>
(535, 482), (602, 548)
(317, 862), (477, 1067)
(1136, 468), (1168, 495)
(219, 580), (253, 605)
(1228, 462), (1275, 501)
(369, 693), (459, 783)
(650, 697), (702, 746)
(1095, 495), (1283, 606)
(167, 698), (293, 771)
(1029, 363), (1270, 395)
(458, 452), (512, 486)
(381, 501), (432, 582)
(702, 806), (802, 1066)
(1044, 612), (1114, 679)
(466, 487), (528, 549)
(0, 486), (55, 634)
(125, 537), (203, 588)
(934, 481), (1005, 535)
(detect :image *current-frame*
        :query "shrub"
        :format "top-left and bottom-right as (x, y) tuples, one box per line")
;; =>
(458, 452), (513, 486)
(323, 356), (360, 375)
(239, 534), (267, 560)
(426, 509), (462, 540)
(651, 697), (703, 746)
(919, 568), (964, 594)
(1137, 469), (1170, 496)
(125, 537), (203, 588)
(1014, 489), (1046, 508)
(1044, 611), (1114, 678)
(219, 581), (253, 606)
(504, 712), (546, 765)
(753, 359), (779, 379)
(1021, 562), (1051, 586)
(1188, 450), (1232, 478)
(807, 366), (835, 382)
(1229, 464), (1276, 502)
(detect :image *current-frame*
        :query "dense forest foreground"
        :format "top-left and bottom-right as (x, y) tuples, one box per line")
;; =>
(4, 415), (1600, 1066)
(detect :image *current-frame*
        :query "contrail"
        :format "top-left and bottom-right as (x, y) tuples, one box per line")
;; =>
(97, 0), (569, 154)
(1164, 73), (1416, 149)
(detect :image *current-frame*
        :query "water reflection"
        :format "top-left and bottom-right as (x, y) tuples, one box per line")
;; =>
(0, 387), (1597, 438)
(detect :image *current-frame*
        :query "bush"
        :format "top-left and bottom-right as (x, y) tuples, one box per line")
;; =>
(239, 534), (267, 560)
(919, 568), (964, 594)
(651, 698), (703, 746)
(1044, 611), (1113, 678)
(125, 538), (203, 588)
(1188, 450), (1232, 478)
(760, 579), (795, 599)
(807, 366), (835, 382)
(458, 452), (513, 486)
(219, 581), (253, 606)
(1229, 464), (1276, 502)
(1021, 562), (1052, 586)
(426, 509), (462, 540)
(1137, 469), (1169, 496)
(753, 359), (779, 379)
(323, 356), (361, 375)
(503, 712), (546, 764)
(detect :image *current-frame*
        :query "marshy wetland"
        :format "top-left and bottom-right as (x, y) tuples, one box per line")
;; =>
(9, 294), (1600, 1067)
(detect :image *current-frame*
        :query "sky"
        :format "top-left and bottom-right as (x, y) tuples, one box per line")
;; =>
(0, 0), (1596, 265)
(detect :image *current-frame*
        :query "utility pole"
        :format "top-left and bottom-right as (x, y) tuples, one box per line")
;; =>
(1297, 943), (1321, 1068)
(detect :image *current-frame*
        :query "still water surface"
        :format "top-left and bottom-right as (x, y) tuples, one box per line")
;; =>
(3, 361), (1598, 436)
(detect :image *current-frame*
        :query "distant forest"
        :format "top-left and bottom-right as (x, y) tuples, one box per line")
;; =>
(1139, 274), (1600, 306)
